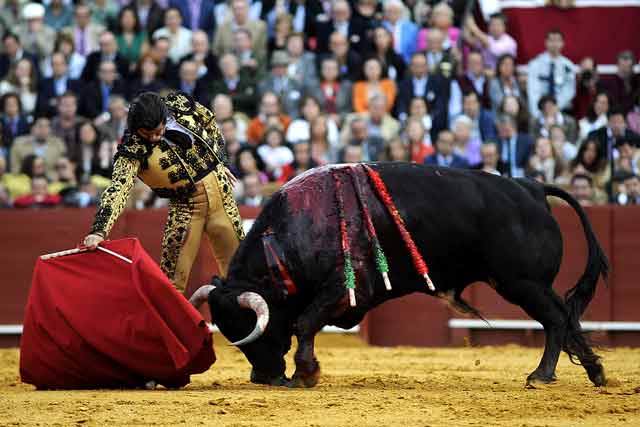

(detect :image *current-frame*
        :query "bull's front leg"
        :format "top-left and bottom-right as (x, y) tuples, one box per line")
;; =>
(289, 286), (347, 388)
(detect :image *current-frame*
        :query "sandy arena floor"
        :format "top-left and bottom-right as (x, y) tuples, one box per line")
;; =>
(1, 333), (639, 426)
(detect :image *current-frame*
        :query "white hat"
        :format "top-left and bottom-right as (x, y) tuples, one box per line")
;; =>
(22, 3), (45, 20)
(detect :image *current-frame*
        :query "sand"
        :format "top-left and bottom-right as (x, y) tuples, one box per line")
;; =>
(1, 333), (639, 426)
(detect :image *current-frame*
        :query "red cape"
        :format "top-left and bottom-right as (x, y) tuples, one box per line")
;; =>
(20, 238), (216, 389)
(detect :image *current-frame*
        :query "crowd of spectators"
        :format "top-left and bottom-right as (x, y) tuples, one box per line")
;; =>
(0, 0), (639, 211)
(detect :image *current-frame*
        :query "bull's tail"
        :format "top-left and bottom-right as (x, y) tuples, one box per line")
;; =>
(544, 185), (609, 318)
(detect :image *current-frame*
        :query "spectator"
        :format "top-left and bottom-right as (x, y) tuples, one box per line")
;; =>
(97, 95), (128, 144)
(478, 142), (501, 175)
(326, 31), (363, 82)
(247, 92), (291, 146)
(614, 139), (640, 176)
(316, 56), (353, 119)
(340, 143), (364, 163)
(532, 95), (578, 142)
(382, 0), (418, 64)
(424, 129), (469, 168)
(527, 29), (575, 118)
(353, 57), (397, 113)
(0, 58), (38, 116)
(498, 94), (530, 134)
(62, 4), (105, 58)
(49, 155), (78, 195)
(260, 0), (321, 41)
(342, 94), (400, 146)
(149, 36), (179, 86)
(405, 117), (433, 164)
(423, 28), (457, 79)
(345, 117), (385, 162)
(452, 115), (482, 166)
(257, 127), (293, 180)
(61, 177), (100, 208)
(0, 0), (22, 38)
(41, 33), (87, 80)
(418, 2), (460, 53)
(395, 52), (447, 138)
(286, 95), (339, 147)
(72, 120), (115, 181)
(45, 0), (74, 32)
(235, 145), (269, 183)
(278, 141), (317, 183)
(0, 33), (38, 81)
(258, 51), (303, 119)
(82, 31), (131, 83)
(0, 182), (11, 207)
(369, 26), (406, 83)
(384, 137), (410, 162)
(616, 172), (640, 205)
(573, 56), (606, 120)
(213, 0), (267, 63)
(79, 60), (127, 119)
(285, 33), (317, 86)
(458, 51), (490, 109)
(1, 92), (30, 142)
(233, 28), (266, 79)
(0, 155), (31, 199)
(488, 54), (521, 112)
(527, 137), (565, 184)
(238, 173), (266, 207)
(13, 175), (62, 208)
(570, 173), (598, 207)
(212, 93), (249, 143)
(459, 91), (496, 143)
(587, 106), (640, 168)
(168, 0), (216, 36)
(131, 0), (165, 37)
(578, 92), (610, 143)
(603, 51), (639, 115)
(126, 53), (167, 100)
(550, 124), (578, 163)
(180, 30), (219, 81)
(568, 139), (610, 191)
(89, 0), (119, 28)
(220, 117), (244, 174)
(51, 91), (84, 153)
(176, 60), (201, 98)
(36, 53), (84, 118)
(464, 12), (517, 72)
(11, 117), (67, 180)
(309, 115), (337, 165)
(495, 114), (533, 178)
(152, 8), (193, 63)
(114, 6), (149, 67)
(315, 0), (370, 55)
(627, 92), (640, 135)
(14, 3), (56, 62)
(268, 13), (292, 58)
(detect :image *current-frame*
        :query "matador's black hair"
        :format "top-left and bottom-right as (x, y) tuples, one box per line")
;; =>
(127, 92), (168, 133)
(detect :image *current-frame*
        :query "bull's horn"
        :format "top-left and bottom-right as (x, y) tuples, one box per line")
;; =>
(230, 292), (270, 346)
(188, 284), (216, 309)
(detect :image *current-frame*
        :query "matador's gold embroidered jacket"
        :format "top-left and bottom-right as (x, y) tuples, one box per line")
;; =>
(90, 92), (233, 237)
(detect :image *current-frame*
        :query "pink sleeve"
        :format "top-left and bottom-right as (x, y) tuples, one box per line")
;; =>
(488, 35), (517, 58)
(449, 27), (461, 44)
(417, 29), (427, 52)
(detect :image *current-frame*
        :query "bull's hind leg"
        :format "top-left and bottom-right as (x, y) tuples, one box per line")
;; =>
(495, 280), (568, 386)
(289, 286), (347, 388)
(564, 320), (607, 386)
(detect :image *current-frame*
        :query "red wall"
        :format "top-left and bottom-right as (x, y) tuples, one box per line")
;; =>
(1, 205), (639, 347)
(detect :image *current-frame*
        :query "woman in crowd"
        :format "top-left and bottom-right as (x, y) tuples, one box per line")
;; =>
(278, 141), (317, 183)
(578, 92), (610, 143)
(41, 33), (86, 80)
(352, 57), (396, 113)
(489, 54), (521, 112)
(73, 120), (116, 181)
(385, 137), (410, 162)
(498, 94), (530, 134)
(257, 127), (293, 180)
(115, 6), (148, 70)
(627, 92), (640, 135)
(417, 2), (460, 53)
(567, 138), (610, 191)
(126, 53), (167, 100)
(286, 95), (339, 148)
(451, 115), (481, 166)
(369, 26), (406, 82)
(527, 137), (566, 184)
(235, 145), (270, 183)
(0, 93), (29, 142)
(0, 59), (38, 116)
(268, 13), (293, 58)
(309, 115), (337, 166)
(317, 56), (352, 120)
(550, 124), (578, 163)
(152, 8), (192, 63)
(405, 117), (433, 164)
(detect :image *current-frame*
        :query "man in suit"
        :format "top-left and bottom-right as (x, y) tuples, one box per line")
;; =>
(79, 60), (127, 119)
(587, 106), (640, 173)
(424, 130), (469, 168)
(80, 31), (130, 83)
(382, 0), (418, 64)
(0, 32), (39, 81)
(13, 2), (55, 63)
(232, 28), (266, 80)
(457, 51), (490, 109)
(179, 30), (220, 82)
(261, 0), (324, 46)
(132, 0), (165, 38)
(213, 0), (267, 63)
(10, 117), (67, 180)
(495, 114), (533, 178)
(150, 36), (180, 87)
(50, 91), (84, 153)
(346, 116), (385, 162)
(285, 32), (317, 86)
(459, 91), (497, 143)
(36, 53), (84, 118)
(238, 173), (266, 207)
(62, 4), (105, 58)
(169, 0), (216, 37)
(616, 172), (640, 205)
(322, 31), (363, 82)
(201, 53), (257, 116)
(395, 52), (448, 140)
(314, 0), (370, 54)
(258, 50), (304, 119)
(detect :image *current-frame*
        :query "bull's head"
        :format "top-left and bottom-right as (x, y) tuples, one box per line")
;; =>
(194, 277), (292, 386)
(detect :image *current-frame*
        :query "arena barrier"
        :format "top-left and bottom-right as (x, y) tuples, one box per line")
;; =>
(1, 205), (639, 347)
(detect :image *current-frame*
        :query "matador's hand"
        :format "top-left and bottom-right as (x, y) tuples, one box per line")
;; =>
(225, 167), (239, 189)
(82, 233), (104, 250)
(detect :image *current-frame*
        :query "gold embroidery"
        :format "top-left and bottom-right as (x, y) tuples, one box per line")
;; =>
(213, 163), (245, 241)
(90, 157), (140, 236)
(160, 199), (194, 282)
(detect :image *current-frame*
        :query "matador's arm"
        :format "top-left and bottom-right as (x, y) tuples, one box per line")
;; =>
(89, 156), (140, 237)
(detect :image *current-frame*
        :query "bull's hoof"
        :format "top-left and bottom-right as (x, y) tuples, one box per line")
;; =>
(525, 372), (557, 389)
(287, 368), (320, 388)
(250, 369), (289, 386)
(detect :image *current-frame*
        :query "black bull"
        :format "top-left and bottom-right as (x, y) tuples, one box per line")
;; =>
(193, 162), (609, 388)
